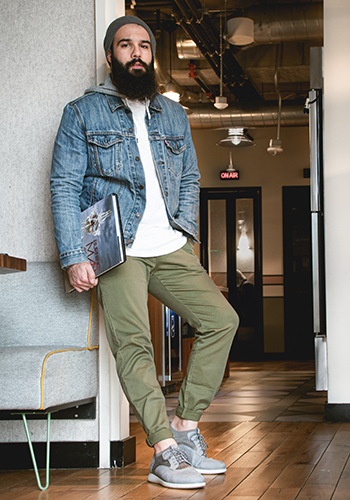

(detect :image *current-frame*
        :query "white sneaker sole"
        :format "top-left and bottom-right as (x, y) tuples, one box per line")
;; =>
(147, 473), (205, 489)
(194, 467), (227, 474)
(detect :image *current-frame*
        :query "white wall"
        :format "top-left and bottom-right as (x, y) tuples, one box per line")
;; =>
(0, 0), (132, 459)
(0, 0), (97, 442)
(324, 0), (350, 404)
(1, 0), (96, 261)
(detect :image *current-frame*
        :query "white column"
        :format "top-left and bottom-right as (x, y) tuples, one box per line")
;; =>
(324, 0), (350, 404)
(95, 0), (125, 84)
(95, 0), (128, 468)
(98, 310), (112, 468)
(99, 310), (129, 468)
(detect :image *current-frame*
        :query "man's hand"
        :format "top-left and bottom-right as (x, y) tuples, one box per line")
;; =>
(67, 262), (98, 293)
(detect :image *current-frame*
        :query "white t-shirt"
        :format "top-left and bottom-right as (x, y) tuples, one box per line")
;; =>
(125, 99), (187, 258)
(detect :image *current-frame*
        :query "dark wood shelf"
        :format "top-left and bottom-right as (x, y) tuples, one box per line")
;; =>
(0, 254), (27, 274)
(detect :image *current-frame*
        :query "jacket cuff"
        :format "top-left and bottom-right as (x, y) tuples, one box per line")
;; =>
(60, 249), (88, 270)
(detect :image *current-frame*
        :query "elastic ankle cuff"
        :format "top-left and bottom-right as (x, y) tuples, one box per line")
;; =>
(175, 407), (201, 421)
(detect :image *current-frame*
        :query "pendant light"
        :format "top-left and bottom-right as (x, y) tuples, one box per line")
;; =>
(214, 9), (228, 110)
(162, 20), (181, 103)
(227, 17), (254, 46)
(267, 44), (283, 156)
(218, 128), (255, 148)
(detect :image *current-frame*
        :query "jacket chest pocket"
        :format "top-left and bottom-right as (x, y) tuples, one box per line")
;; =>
(164, 136), (186, 177)
(86, 132), (123, 176)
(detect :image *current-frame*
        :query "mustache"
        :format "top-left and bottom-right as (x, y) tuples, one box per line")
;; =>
(126, 58), (148, 70)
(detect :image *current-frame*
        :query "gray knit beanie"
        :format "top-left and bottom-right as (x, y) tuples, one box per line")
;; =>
(104, 15), (156, 58)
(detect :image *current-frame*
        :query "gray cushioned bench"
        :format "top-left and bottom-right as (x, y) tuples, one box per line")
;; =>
(0, 261), (99, 489)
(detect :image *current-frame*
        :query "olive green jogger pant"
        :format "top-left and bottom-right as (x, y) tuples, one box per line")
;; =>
(97, 241), (239, 447)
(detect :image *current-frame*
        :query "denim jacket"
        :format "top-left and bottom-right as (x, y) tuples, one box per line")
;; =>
(50, 75), (200, 270)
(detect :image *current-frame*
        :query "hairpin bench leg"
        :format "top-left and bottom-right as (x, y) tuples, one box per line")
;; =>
(21, 412), (51, 490)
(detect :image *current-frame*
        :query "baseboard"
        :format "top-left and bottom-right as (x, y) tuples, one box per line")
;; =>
(0, 441), (99, 469)
(0, 437), (136, 470)
(324, 403), (350, 422)
(110, 436), (136, 468)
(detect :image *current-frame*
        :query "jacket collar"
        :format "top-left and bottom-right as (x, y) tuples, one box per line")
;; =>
(105, 93), (163, 114)
(85, 73), (164, 113)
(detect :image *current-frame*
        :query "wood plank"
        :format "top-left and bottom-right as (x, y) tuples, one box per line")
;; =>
(0, 254), (26, 273)
(297, 423), (350, 500)
(0, 364), (340, 500)
(331, 453), (350, 500)
(0, 421), (344, 500)
(207, 423), (262, 457)
(306, 422), (341, 441)
(118, 482), (168, 499)
(260, 464), (314, 499)
(119, 422), (281, 500)
(184, 468), (254, 500)
(253, 378), (316, 422)
(224, 423), (318, 497)
(215, 426), (280, 467)
(0, 470), (39, 491)
(0, 469), (88, 499)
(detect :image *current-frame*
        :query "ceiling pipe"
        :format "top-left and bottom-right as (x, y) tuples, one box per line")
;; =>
(187, 101), (307, 129)
(246, 2), (323, 44)
(173, 0), (262, 102)
(176, 2), (323, 60)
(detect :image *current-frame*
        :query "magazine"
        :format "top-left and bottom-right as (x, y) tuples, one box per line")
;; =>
(65, 193), (126, 292)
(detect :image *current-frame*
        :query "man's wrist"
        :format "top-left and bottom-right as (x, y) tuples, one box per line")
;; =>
(60, 251), (88, 270)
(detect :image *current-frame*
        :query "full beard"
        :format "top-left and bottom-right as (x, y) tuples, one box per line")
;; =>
(110, 54), (159, 101)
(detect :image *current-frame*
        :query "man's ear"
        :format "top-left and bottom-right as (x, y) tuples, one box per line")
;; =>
(107, 49), (112, 66)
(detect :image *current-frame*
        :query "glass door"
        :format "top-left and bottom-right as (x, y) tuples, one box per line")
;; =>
(200, 188), (263, 360)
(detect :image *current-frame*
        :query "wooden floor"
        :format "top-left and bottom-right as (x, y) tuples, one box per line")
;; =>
(1, 362), (349, 500)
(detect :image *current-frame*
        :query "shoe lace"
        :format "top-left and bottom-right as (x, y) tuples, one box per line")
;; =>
(165, 446), (191, 465)
(191, 431), (208, 455)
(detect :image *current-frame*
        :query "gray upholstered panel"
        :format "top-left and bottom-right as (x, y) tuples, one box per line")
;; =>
(42, 348), (98, 409)
(0, 261), (99, 411)
(0, 262), (99, 347)
(0, 346), (98, 410)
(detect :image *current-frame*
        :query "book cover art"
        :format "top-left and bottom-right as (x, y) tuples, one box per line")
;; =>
(65, 194), (126, 292)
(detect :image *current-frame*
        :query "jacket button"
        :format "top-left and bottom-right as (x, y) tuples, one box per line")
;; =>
(129, 127), (133, 133)
(139, 185), (144, 190)
(125, 109), (131, 114)
(135, 156), (140, 161)
(135, 212), (141, 218)
(126, 238), (132, 245)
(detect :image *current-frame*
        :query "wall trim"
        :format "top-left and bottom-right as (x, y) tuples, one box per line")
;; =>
(0, 437), (136, 470)
(324, 403), (350, 423)
(110, 436), (136, 468)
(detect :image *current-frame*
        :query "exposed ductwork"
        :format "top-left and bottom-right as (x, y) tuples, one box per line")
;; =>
(177, 2), (323, 60)
(247, 2), (323, 44)
(187, 101), (308, 129)
(173, 0), (262, 102)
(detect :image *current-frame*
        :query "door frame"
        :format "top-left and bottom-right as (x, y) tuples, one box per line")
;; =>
(200, 187), (263, 359)
(283, 185), (314, 360)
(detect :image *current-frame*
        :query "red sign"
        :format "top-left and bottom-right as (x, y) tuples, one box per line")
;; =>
(220, 170), (239, 180)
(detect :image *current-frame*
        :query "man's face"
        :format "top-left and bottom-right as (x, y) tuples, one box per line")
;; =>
(107, 23), (158, 100)
(107, 23), (152, 70)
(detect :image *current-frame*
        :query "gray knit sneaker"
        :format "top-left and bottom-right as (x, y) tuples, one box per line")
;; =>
(170, 425), (227, 474)
(147, 445), (206, 489)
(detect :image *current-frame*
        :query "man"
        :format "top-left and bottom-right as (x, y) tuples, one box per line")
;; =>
(51, 15), (239, 489)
